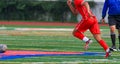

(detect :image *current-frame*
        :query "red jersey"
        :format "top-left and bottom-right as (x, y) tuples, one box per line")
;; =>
(74, 0), (100, 34)
(74, 0), (93, 19)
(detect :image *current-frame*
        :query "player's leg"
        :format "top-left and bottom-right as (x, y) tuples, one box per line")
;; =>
(73, 30), (92, 50)
(93, 34), (111, 58)
(93, 34), (109, 50)
(118, 30), (120, 51)
(108, 16), (117, 51)
(116, 16), (120, 51)
(89, 18), (110, 52)
(109, 25), (117, 51)
(90, 17), (111, 58)
(73, 20), (92, 50)
(73, 29), (91, 42)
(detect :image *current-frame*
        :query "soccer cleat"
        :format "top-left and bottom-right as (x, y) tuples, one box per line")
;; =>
(110, 46), (117, 51)
(105, 49), (111, 58)
(84, 39), (92, 50)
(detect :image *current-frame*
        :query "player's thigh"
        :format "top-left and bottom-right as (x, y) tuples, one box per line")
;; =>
(74, 20), (88, 32)
(89, 22), (101, 34)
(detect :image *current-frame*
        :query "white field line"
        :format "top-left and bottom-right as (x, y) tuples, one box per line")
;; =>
(15, 28), (73, 31)
(0, 27), (109, 31)
(0, 27), (73, 31)
(15, 28), (108, 31)
(0, 38), (74, 41)
(14, 28), (109, 31)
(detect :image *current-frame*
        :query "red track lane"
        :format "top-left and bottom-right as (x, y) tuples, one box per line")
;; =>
(1, 50), (83, 56)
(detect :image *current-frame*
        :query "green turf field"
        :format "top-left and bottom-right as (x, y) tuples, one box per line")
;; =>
(0, 25), (120, 64)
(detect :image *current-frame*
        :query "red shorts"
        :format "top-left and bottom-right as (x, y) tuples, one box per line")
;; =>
(74, 17), (100, 34)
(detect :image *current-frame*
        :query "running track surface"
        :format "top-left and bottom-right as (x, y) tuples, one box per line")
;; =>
(0, 50), (105, 60)
(0, 21), (108, 26)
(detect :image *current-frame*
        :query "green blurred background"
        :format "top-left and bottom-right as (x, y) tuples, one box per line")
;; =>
(0, 0), (96, 22)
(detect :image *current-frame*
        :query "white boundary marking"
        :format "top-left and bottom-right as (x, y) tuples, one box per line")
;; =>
(15, 28), (73, 31)
(0, 27), (73, 31)
(0, 27), (110, 31)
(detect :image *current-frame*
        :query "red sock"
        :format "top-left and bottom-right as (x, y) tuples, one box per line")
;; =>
(98, 40), (109, 51)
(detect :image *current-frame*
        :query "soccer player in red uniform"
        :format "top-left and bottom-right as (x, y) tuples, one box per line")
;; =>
(67, 0), (111, 58)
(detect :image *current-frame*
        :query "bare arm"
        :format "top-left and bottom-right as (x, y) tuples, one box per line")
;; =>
(82, 2), (93, 17)
(67, 0), (78, 16)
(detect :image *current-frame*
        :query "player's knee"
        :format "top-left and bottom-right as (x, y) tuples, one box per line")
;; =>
(72, 30), (77, 37)
(72, 30), (84, 40)
(93, 34), (102, 42)
(72, 30), (80, 37)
